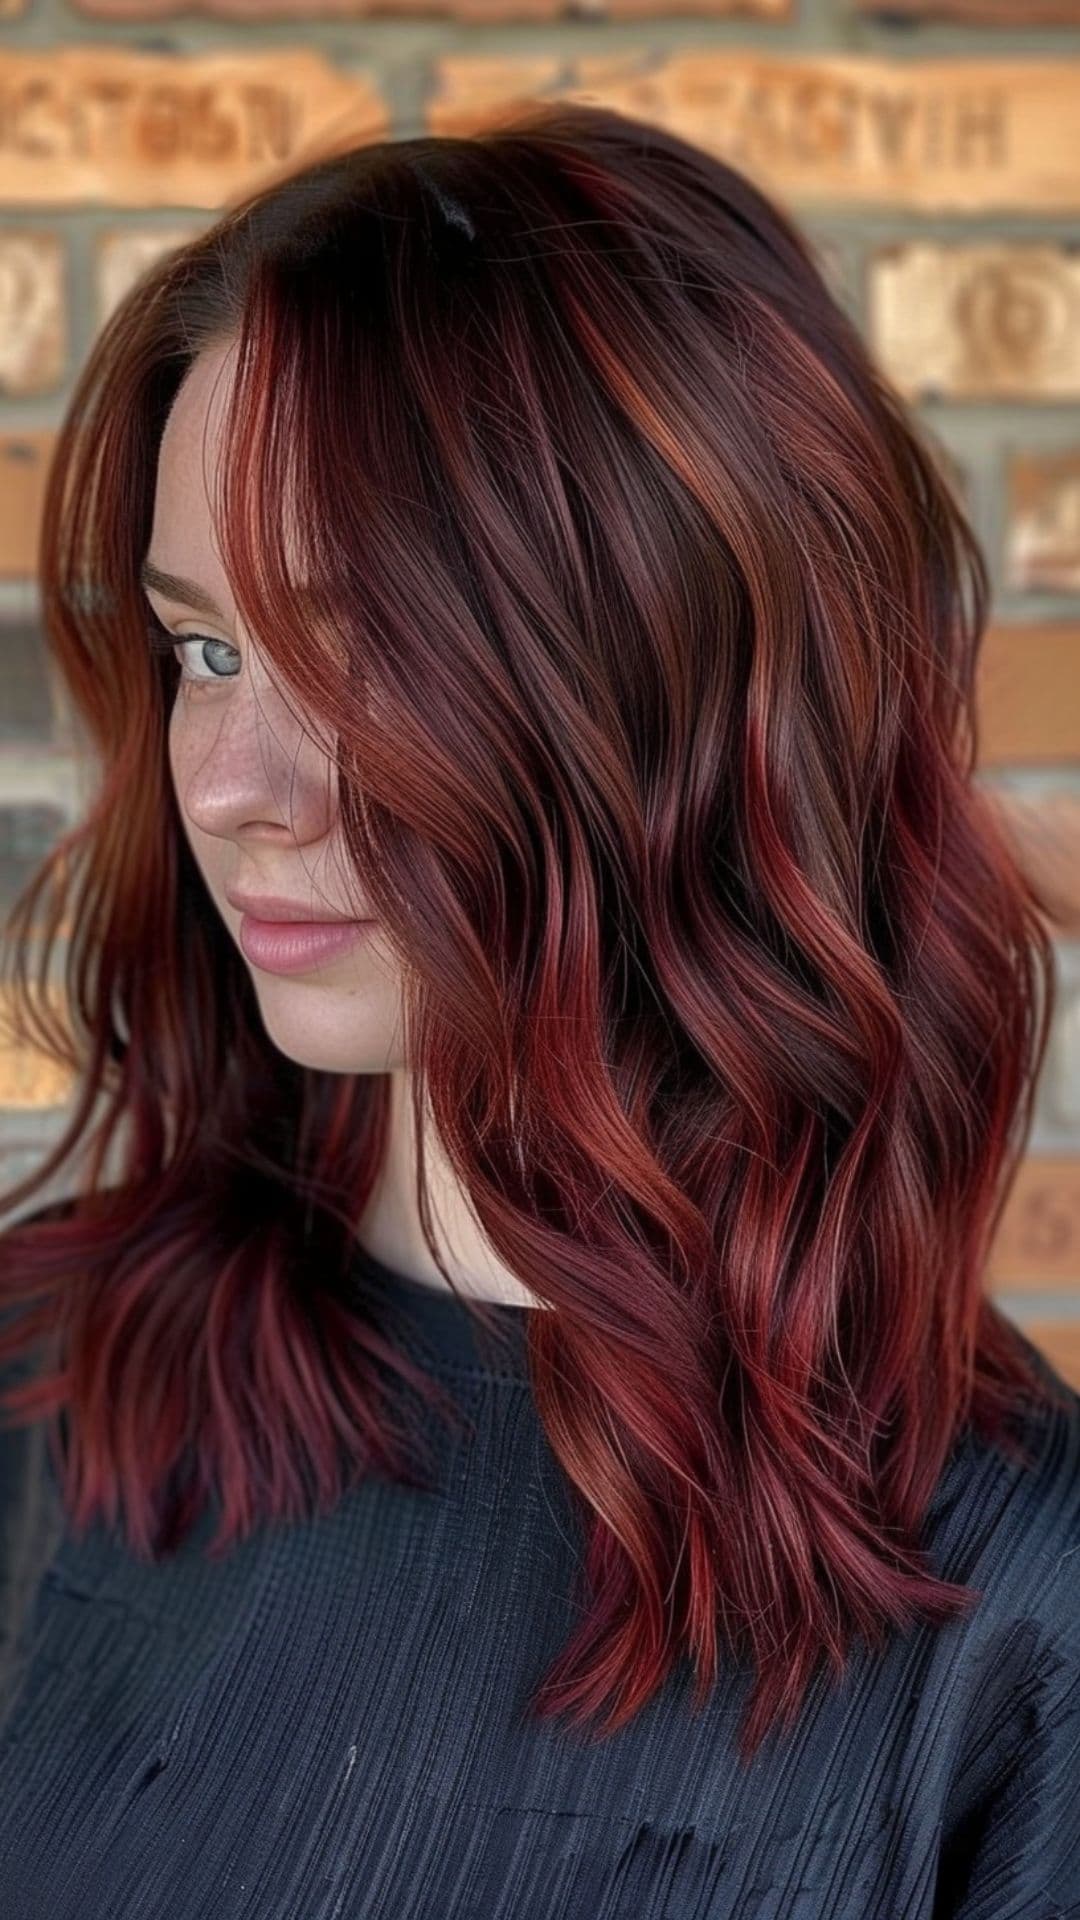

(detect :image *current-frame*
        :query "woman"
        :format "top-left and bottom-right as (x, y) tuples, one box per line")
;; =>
(0, 99), (1076, 1919)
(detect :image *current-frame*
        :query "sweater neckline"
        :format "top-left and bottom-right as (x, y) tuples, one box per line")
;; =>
(349, 1240), (535, 1383)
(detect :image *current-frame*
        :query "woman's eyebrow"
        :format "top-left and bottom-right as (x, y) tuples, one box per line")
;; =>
(139, 560), (224, 620)
(138, 559), (324, 622)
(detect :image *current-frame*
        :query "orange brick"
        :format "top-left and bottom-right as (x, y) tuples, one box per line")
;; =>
(0, 985), (76, 1111)
(977, 624), (1080, 766)
(858, 0), (1080, 20)
(1006, 450), (1080, 594)
(987, 1156), (1080, 1292)
(433, 55), (1080, 213)
(0, 435), (54, 581)
(869, 245), (1080, 400)
(74, 0), (789, 15)
(428, 58), (563, 132)
(0, 49), (387, 209)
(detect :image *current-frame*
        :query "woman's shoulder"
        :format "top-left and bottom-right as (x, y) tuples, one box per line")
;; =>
(923, 1341), (1080, 1916)
(926, 1331), (1080, 1662)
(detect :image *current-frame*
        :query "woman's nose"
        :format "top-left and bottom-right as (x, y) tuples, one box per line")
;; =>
(170, 673), (338, 850)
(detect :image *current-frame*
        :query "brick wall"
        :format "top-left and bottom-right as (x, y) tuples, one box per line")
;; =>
(1, 0), (1079, 1380)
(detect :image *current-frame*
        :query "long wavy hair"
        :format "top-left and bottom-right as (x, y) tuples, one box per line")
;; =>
(0, 98), (1069, 1763)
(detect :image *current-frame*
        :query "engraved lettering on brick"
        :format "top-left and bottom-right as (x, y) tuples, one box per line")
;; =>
(0, 51), (385, 207)
(434, 55), (1080, 211)
(869, 246), (1080, 399)
(0, 233), (64, 395)
(583, 64), (1011, 183)
(1006, 451), (1080, 593)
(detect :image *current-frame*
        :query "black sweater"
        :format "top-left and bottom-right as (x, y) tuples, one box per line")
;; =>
(0, 1239), (1078, 1919)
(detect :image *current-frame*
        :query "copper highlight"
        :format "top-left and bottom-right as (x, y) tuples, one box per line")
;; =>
(0, 100), (1070, 1762)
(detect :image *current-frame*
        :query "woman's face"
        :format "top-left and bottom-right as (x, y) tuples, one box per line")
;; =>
(145, 338), (405, 1074)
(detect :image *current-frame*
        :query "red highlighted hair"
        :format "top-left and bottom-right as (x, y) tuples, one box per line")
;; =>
(0, 100), (1068, 1761)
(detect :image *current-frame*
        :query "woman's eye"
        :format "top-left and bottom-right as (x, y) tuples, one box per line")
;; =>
(175, 636), (241, 682)
(145, 620), (241, 683)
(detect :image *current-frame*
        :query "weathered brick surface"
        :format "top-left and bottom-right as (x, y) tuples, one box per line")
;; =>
(989, 789), (1080, 934)
(1006, 450), (1080, 593)
(97, 226), (202, 327)
(986, 1157), (1080, 1290)
(74, 0), (790, 17)
(0, 987), (76, 1110)
(858, 0), (1080, 20)
(0, 50), (387, 208)
(0, 619), (58, 743)
(977, 624), (1080, 765)
(0, 234), (65, 397)
(869, 244), (1080, 400)
(432, 55), (1080, 212)
(0, 435), (54, 581)
(3, 51), (1077, 215)
(0, 803), (69, 933)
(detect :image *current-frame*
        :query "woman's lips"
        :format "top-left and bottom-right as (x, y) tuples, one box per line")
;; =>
(238, 914), (378, 975)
